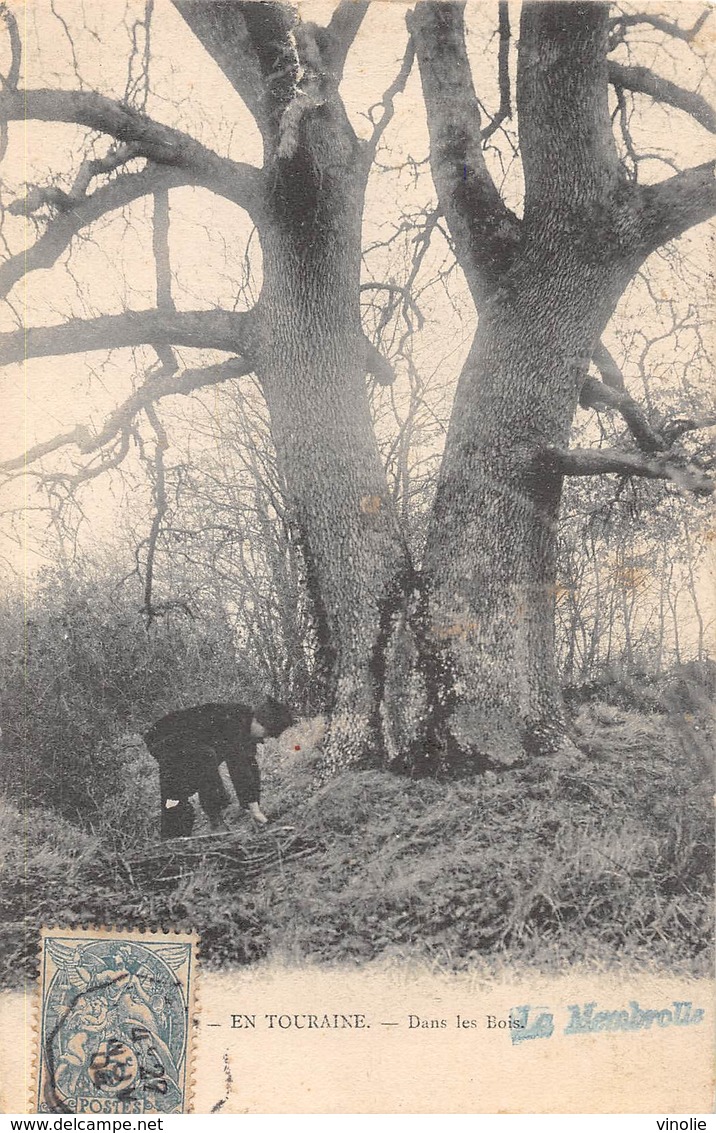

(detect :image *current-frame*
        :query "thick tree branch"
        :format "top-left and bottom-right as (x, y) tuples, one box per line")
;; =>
(581, 342), (716, 457)
(609, 62), (716, 134)
(1, 428), (88, 473)
(0, 358), (252, 473)
(609, 10), (711, 47)
(591, 340), (625, 391)
(0, 165), (192, 301)
(0, 88), (264, 216)
(581, 334), (716, 463)
(325, 2), (370, 81)
(585, 339), (646, 436)
(56, 431), (132, 489)
(662, 416), (716, 445)
(0, 309), (256, 365)
(408, 1), (519, 296)
(543, 445), (713, 496)
(518, 2), (619, 225)
(364, 38), (415, 162)
(636, 160), (716, 255)
(580, 374), (666, 453)
(171, 1), (275, 140)
(0, 2), (20, 160)
(0, 4), (21, 90)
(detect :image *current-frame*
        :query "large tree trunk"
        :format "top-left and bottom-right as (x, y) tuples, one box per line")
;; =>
(256, 155), (410, 771)
(416, 269), (623, 770)
(175, 1), (415, 772)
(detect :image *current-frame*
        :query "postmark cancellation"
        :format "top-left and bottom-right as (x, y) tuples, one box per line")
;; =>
(33, 927), (198, 1115)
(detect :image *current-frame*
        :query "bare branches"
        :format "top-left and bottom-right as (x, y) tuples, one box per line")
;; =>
(0, 309), (256, 365)
(9, 143), (141, 216)
(609, 62), (716, 134)
(580, 375), (668, 453)
(0, 358), (252, 474)
(0, 88), (264, 215)
(609, 9), (711, 47)
(577, 331), (716, 489)
(95, 359), (253, 448)
(581, 342), (662, 453)
(579, 336), (716, 473)
(481, 1), (511, 143)
(0, 165), (192, 301)
(70, 144), (142, 201)
(662, 416), (716, 445)
(364, 39), (415, 163)
(543, 445), (713, 497)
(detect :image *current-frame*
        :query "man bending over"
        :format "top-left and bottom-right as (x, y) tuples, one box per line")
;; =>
(144, 698), (294, 839)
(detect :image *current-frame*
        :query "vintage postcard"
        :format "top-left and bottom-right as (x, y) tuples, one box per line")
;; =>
(0, 0), (714, 1116)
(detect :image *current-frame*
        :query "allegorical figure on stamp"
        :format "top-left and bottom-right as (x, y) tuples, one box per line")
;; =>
(39, 935), (193, 1113)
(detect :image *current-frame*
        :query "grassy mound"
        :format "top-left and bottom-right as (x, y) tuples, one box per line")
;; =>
(0, 701), (712, 987)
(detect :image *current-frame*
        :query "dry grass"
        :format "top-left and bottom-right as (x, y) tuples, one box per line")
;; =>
(0, 696), (712, 987)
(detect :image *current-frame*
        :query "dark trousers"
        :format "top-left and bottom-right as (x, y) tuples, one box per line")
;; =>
(155, 743), (261, 839)
(226, 752), (260, 811)
(160, 797), (196, 840)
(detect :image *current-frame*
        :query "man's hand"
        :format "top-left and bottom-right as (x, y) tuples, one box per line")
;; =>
(248, 801), (269, 824)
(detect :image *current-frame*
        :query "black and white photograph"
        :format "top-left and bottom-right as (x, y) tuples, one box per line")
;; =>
(0, 0), (713, 1114)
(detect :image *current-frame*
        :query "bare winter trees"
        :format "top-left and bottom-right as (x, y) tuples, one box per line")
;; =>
(1, 1), (714, 775)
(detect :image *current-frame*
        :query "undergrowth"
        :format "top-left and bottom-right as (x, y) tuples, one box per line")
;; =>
(0, 697), (712, 988)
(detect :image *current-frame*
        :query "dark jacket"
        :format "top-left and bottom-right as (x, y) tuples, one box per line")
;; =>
(144, 702), (260, 807)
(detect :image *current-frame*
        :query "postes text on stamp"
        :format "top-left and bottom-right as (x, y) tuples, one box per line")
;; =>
(34, 927), (197, 1114)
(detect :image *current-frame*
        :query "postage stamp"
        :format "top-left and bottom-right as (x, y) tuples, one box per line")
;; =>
(33, 928), (197, 1115)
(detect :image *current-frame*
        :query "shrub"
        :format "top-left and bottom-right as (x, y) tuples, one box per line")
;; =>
(0, 565), (255, 832)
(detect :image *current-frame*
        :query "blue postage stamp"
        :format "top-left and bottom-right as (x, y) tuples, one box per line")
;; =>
(34, 927), (197, 1114)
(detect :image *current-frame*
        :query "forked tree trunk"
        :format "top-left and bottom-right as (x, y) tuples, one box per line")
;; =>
(176, 0), (713, 779)
(257, 190), (631, 774)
